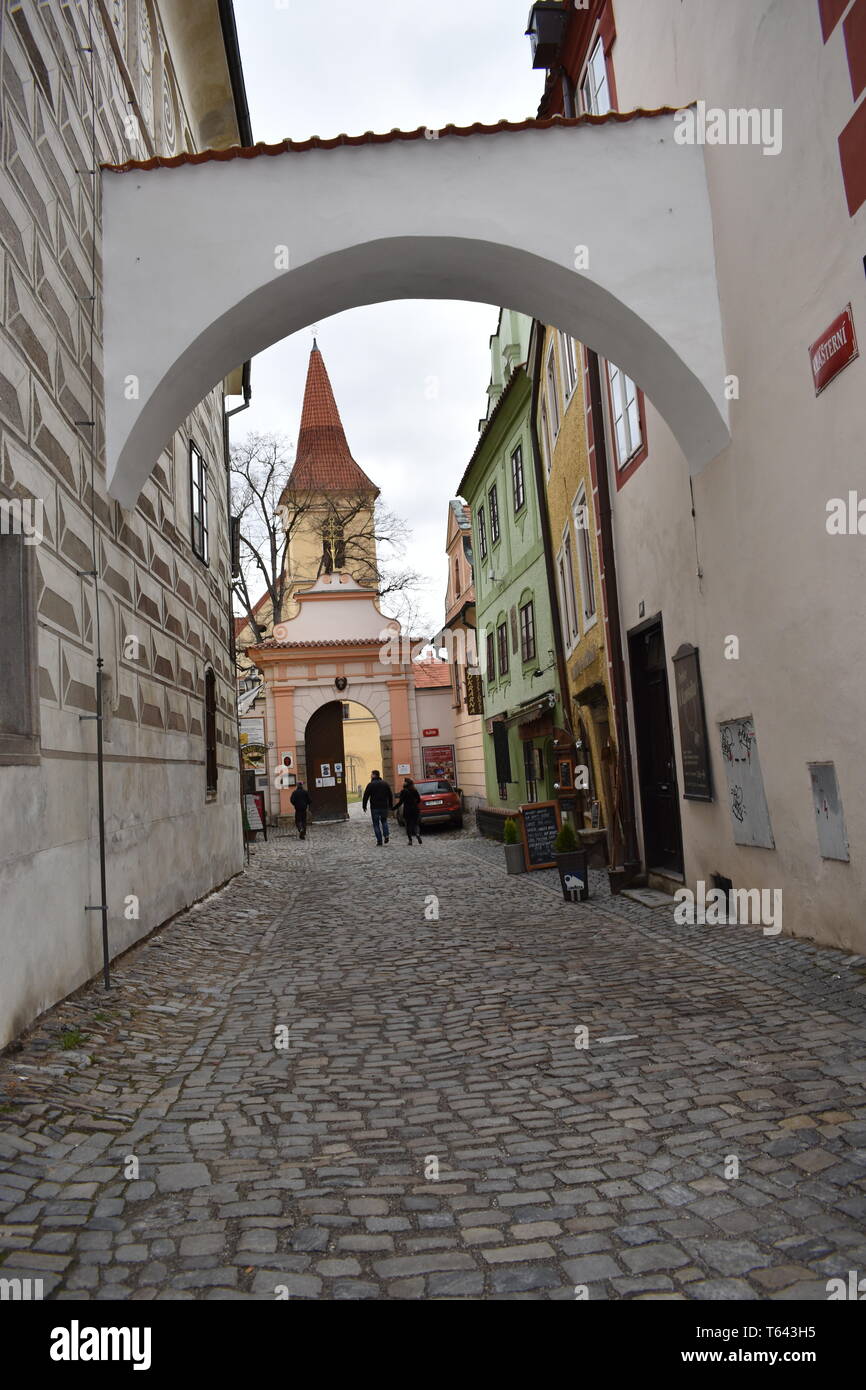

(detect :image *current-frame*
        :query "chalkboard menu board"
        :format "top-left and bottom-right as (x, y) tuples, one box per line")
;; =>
(520, 800), (561, 870)
(672, 644), (713, 801)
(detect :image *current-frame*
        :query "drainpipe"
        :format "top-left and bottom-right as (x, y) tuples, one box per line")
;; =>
(528, 321), (572, 744)
(584, 348), (639, 869)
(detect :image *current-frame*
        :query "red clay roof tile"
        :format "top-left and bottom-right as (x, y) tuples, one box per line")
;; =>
(280, 344), (378, 499)
(101, 108), (689, 173)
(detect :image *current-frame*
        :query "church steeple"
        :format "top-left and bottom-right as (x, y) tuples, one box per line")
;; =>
(281, 343), (379, 499)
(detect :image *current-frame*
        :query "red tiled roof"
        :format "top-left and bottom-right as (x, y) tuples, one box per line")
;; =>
(101, 108), (689, 173)
(251, 637), (384, 649)
(280, 344), (378, 499)
(413, 660), (452, 689)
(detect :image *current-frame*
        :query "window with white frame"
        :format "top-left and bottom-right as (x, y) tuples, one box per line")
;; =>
(545, 345), (560, 443)
(556, 532), (580, 649)
(581, 36), (612, 116)
(190, 441), (209, 564)
(540, 398), (553, 476)
(559, 332), (577, 402)
(574, 486), (597, 624)
(606, 361), (643, 467)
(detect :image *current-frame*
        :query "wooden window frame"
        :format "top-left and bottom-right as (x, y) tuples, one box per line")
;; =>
(204, 666), (218, 797)
(497, 621), (509, 678)
(486, 629), (496, 688)
(519, 599), (536, 664)
(559, 331), (578, 402)
(511, 443), (526, 513)
(0, 528), (40, 764)
(477, 504), (488, 560)
(488, 482), (501, 546)
(604, 362), (649, 488)
(574, 485), (598, 626)
(189, 440), (209, 565)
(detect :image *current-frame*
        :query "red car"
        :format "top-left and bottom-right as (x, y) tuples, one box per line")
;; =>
(397, 779), (463, 829)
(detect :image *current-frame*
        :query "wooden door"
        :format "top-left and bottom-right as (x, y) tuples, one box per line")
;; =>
(628, 620), (683, 874)
(304, 702), (348, 821)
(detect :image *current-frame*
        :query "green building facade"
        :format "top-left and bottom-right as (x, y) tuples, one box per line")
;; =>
(457, 311), (565, 815)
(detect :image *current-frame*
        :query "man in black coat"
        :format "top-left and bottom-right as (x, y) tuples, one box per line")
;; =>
(396, 777), (422, 845)
(361, 770), (394, 846)
(290, 781), (311, 839)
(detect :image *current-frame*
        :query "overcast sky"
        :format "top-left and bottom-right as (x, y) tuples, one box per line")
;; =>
(231, 0), (544, 630)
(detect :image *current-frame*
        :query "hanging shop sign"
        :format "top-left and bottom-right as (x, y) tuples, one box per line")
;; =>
(809, 304), (858, 395)
(672, 643), (713, 801)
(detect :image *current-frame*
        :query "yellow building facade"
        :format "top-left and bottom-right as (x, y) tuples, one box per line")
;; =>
(536, 326), (615, 837)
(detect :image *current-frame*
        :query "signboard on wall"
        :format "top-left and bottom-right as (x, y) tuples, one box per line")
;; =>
(808, 761), (849, 861)
(672, 644), (713, 801)
(719, 717), (774, 849)
(423, 744), (456, 782)
(809, 304), (858, 395)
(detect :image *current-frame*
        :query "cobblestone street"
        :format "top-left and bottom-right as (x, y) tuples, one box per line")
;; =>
(1, 819), (865, 1302)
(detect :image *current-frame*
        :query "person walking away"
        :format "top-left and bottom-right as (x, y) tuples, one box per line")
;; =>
(362, 770), (394, 846)
(396, 777), (422, 845)
(290, 781), (311, 840)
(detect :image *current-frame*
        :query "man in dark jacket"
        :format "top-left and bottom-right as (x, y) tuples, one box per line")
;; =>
(396, 777), (422, 845)
(290, 781), (311, 839)
(361, 770), (394, 846)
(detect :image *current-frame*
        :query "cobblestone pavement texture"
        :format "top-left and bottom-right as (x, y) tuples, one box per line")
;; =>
(1, 817), (865, 1301)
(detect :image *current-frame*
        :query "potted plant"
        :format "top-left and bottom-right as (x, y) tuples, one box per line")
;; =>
(503, 817), (525, 875)
(555, 820), (589, 902)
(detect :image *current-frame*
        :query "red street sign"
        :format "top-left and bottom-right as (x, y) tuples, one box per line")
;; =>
(809, 305), (858, 395)
(422, 728), (439, 737)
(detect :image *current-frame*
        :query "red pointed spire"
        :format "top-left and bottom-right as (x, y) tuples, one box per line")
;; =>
(282, 343), (379, 497)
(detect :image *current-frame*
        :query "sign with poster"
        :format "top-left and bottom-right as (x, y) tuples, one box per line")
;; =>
(334, 762), (343, 774)
(320, 776), (336, 788)
(397, 763), (411, 776)
(672, 644), (713, 801)
(240, 717), (265, 746)
(519, 800), (561, 870)
(320, 763), (331, 777)
(423, 744), (456, 782)
(422, 728), (439, 738)
(243, 793), (264, 833)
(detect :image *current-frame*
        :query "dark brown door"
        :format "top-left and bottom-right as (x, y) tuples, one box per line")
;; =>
(304, 702), (347, 821)
(628, 619), (683, 874)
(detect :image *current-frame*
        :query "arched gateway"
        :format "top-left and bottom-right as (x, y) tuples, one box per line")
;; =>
(100, 109), (730, 508)
(250, 573), (415, 823)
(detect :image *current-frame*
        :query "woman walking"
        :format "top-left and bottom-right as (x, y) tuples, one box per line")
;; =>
(396, 777), (422, 845)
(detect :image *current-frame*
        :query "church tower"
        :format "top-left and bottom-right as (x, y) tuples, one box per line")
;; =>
(279, 341), (380, 603)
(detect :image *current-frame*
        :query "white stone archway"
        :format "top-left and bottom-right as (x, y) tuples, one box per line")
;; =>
(101, 111), (730, 506)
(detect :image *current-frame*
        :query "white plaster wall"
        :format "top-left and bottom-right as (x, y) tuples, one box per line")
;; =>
(606, 0), (866, 949)
(103, 115), (730, 503)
